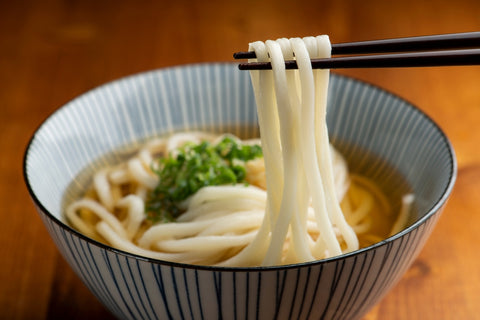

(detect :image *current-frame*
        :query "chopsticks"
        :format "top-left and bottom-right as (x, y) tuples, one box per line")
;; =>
(234, 32), (480, 70)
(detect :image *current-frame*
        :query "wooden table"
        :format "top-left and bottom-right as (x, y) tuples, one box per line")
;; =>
(2, 0), (479, 319)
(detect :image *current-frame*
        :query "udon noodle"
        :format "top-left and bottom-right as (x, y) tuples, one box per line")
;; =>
(66, 36), (413, 267)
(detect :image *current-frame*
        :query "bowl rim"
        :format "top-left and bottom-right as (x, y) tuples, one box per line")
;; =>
(22, 62), (457, 271)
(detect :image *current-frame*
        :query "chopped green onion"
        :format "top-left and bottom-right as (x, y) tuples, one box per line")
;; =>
(146, 136), (262, 223)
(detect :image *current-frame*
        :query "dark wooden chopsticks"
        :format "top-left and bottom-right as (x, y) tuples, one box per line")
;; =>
(234, 32), (480, 70)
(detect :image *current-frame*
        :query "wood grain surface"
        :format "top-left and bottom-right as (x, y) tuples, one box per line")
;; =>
(2, 0), (479, 319)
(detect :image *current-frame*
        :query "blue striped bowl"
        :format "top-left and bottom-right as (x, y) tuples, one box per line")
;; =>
(24, 63), (456, 320)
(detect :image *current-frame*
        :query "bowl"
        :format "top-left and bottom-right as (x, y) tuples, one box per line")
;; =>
(23, 63), (456, 320)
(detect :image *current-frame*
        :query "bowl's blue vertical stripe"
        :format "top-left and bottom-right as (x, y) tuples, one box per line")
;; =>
(255, 272), (262, 320)
(304, 262), (324, 319)
(295, 266), (312, 319)
(213, 271), (223, 319)
(125, 257), (152, 320)
(245, 271), (250, 320)
(232, 272), (238, 320)
(286, 268), (301, 320)
(318, 259), (346, 319)
(194, 65), (208, 132)
(214, 64), (224, 129)
(152, 264), (174, 320)
(170, 267), (186, 320)
(103, 252), (136, 319)
(135, 260), (156, 320)
(333, 255), (359, 320)
(272, 269), (288, 319)
(81, 242), (118, 313)
(232, 64), (241, 136)
(182, 268), (195, 320)
(329, 256), (357, 320)
(342, 250), (377, 318)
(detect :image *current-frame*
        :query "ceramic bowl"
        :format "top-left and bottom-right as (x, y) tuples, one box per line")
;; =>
(24, 63), (456, 320)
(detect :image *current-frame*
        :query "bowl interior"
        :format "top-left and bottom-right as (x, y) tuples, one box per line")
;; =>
(24, 63), (455, 241)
